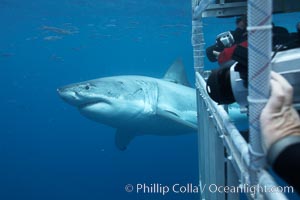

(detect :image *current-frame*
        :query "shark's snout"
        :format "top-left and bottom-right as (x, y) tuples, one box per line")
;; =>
(57, 87), (64, 96)
(57, 84), (112, 109)
(57, 86), (81, 107)
(57, 87), (72, 97)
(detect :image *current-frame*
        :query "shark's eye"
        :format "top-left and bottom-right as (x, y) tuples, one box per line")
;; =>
(85, 85), (90, 90)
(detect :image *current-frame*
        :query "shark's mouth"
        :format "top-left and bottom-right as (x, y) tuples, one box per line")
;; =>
(78, 98), (111, 109)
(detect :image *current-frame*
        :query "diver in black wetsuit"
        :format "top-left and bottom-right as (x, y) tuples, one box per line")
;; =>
(288, 22), (300, 49)
(231, 15), (247, 44)
(206, 15), (247, 62)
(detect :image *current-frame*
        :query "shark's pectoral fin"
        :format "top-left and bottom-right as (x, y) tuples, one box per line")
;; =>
(156, 109), (197, 131)
(115, 129), (136, 151)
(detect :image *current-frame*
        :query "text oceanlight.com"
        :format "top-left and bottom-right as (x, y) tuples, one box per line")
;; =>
(124, 183), (294, 195)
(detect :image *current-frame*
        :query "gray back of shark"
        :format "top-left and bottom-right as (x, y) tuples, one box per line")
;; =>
(58, 59), (197, 150)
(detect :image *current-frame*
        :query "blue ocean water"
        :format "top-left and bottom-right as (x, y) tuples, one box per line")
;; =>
(0, 0), (299, 200)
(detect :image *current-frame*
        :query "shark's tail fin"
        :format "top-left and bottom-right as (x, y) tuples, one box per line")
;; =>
(163, 59), (190, 87)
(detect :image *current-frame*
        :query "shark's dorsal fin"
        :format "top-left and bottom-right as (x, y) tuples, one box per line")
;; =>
(163, 59), (190, 87)
(115, 129), (136, 151)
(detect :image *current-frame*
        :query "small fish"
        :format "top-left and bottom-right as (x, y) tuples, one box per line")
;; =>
(25, 36), (38, 41)
(63, 23), (73, 26)
(105, 24), (116, 27)
(71, 45), (84, 51)
(43, 35), (63, 41)
(160, 24), (188, 28)
(1, 53), (14, 57)
(41, 25), (76, 35)
(129, 21), (139, 25)
(50, 54), (64, 62)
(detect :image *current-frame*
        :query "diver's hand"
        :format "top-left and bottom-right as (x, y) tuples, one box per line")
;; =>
(260, 71), (300, 151)
(213, 50), (220, 59)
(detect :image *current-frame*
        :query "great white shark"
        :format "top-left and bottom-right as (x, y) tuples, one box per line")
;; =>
(58, 59), (197, 150)
(57, 59), (247, 150)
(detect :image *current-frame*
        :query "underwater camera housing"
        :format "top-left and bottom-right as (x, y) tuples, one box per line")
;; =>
(216, 31), (235, 48)
(206, 48), (300, 112)
(206, 31), (235, 62)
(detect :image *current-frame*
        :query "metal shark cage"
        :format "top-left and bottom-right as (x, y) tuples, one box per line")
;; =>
(191, 0), (300, 199)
